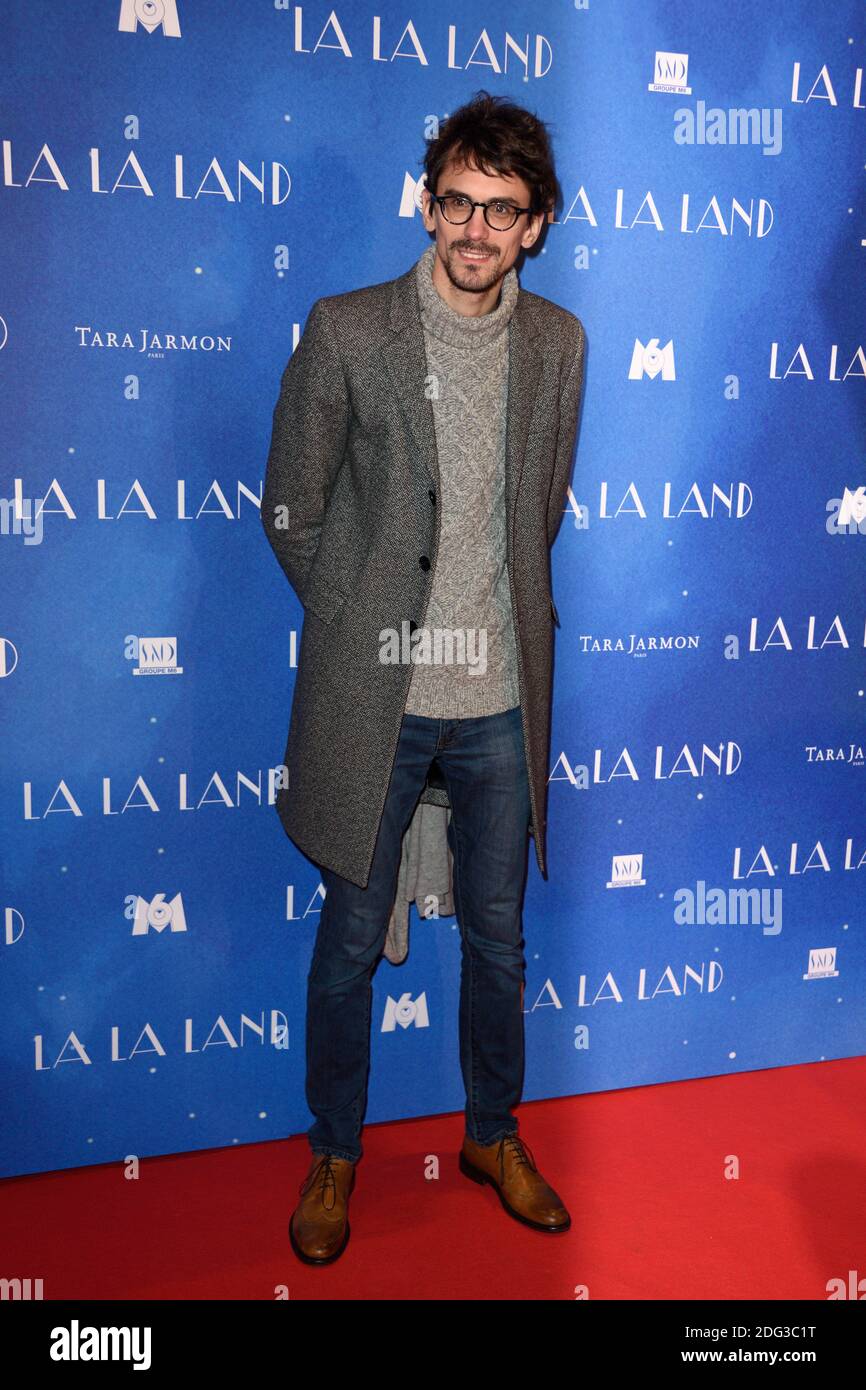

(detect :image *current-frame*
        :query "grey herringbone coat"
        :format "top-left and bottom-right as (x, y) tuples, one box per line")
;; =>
(262, 253), (586, 889)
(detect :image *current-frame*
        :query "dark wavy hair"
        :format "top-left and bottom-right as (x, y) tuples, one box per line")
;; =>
(422, 90), (560, 218)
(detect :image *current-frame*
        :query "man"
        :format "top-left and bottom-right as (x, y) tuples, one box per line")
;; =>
(262, 90), (587, 1265)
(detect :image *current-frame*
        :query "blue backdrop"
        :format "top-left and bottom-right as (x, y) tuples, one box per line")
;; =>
(2, 0), (864, 1178)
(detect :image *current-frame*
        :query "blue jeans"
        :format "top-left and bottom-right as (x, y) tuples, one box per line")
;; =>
(305, 705), (532, 1164)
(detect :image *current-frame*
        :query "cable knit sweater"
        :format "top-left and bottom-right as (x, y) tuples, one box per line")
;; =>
(403, 242), (521, 718)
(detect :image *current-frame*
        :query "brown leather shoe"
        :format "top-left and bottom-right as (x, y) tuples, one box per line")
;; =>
(289, 1151), (356, 1264)
(459, 1134), (570, 1232)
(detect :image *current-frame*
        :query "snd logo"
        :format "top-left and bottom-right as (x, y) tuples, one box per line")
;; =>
(118, 0), (181, 38)
(0, 639), (20, 678)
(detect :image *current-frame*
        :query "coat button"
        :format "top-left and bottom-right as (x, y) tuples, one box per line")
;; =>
(419, 555), (430, 571)
(428, 488), (436, 505)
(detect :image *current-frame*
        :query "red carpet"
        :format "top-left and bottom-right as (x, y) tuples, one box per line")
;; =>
(3, 1057), (864, 1301)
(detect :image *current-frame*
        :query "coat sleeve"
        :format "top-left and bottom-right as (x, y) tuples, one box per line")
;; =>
(261, 297), (351, 603)
(546, 318), (587, 547)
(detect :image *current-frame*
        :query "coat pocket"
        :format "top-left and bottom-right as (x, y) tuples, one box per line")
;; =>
(302, 571), (349, 625)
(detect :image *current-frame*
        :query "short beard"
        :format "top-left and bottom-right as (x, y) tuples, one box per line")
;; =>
(441, 243), (503, 296)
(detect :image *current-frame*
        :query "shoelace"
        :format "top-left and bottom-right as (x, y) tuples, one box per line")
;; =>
(497, 1134), (538, 1185)
(299, 1153), (339, 1211)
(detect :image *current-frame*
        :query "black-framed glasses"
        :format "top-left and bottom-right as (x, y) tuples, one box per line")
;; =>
(429, 192), (532, 232)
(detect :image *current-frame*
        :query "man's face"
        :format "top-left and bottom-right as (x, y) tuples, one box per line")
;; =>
(421, 153), (545, 300)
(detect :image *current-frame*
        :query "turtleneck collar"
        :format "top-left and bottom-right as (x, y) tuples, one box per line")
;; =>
(413, 243), (518, 349)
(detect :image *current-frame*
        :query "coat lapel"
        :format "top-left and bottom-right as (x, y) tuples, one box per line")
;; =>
(382, 256), (543, 548)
